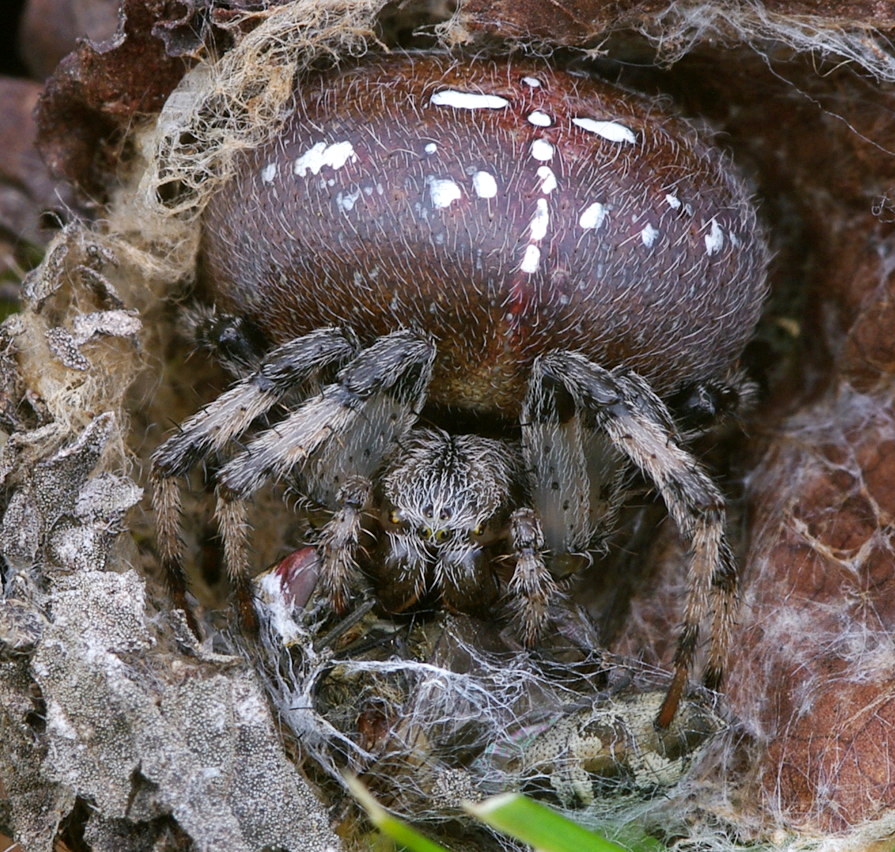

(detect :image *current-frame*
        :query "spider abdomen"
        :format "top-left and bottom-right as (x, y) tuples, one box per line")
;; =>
(201, 54), (767, 415)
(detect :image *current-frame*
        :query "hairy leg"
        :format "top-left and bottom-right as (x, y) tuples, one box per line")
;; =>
(531, 351), (737, 727)
(214, 330), (436, 614)
(151, 326), (355, 628)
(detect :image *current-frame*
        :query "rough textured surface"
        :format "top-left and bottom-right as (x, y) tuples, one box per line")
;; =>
(448, 0), (895, 76)
(34, 569), (337, 849)
(34, 0), (197, 192)
(0, 227), (342, 851)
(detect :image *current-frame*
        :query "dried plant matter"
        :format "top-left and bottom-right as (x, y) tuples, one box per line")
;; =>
(0, 227), (341, 851)
(139, 0), (389, 220)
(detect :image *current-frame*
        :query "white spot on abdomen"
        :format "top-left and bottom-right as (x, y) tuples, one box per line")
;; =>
(521, 244), (541, 273)
(428, 177), (463, 209)
(579, 202), (606, 230)
(527, 111), (552, 127)
(641, 224), (659, 247)
(430, 90), (510, 110)
(261, 162), (277, 183)
(294, 140), (357, 177)
(705, 218), (725, 255)
(537, 166), (557, 194)
(473, 171), (498, 198)
(424, 142), (437, 155)
(336, 188), (361, 213)
(572, 118), (637, 144)
(522, 76), (542, 88)
(529, 198), (550, 241)
(665, 193), (681, 209)
(530, 139), (555, 161)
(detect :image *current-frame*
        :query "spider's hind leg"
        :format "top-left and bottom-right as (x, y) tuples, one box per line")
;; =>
(529, 351), (738, 728)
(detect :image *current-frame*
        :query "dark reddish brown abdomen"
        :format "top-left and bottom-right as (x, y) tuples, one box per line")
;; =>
(201, 54), (767, 415)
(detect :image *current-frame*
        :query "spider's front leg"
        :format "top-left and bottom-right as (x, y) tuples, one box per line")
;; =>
(316, 475), (373, 614)
(215, 330), (436, 620)
(151, 326), (356, 629)
(507, 508), (558, 646)
(512, 358), (628, 646)
(530, 351), (737, 728)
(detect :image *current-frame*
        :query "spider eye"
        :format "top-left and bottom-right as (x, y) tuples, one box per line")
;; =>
(439, 507), (452, 521)
(389, 509), (403, 525)
(420, 527), (432, 539)
(471, 524), (484, 537)
(435, 529), (449, 542)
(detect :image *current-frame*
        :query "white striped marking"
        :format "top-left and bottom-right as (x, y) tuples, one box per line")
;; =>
(294, 141), (357, 177)
(529, 198), (550, 241)
(521, 244), (541, 273)
(537, 166), (557, 194)
(527, 111), (552, 127)
(429, 178), (462, 209)
(430, 90), (510, 110)
(572, 118), (636, 144)
(530, 139), (555, 161)
(705, 219), (725, 255)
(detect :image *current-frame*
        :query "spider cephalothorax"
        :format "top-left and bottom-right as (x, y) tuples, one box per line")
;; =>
(356, 428), (521, 618)
(151, 52), (768, 726)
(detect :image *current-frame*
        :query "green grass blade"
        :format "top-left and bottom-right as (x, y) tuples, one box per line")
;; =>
(346, 775), (452, 852)
(465, 793), (628, 852)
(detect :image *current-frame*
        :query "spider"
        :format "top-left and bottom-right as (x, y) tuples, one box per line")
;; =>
(151, 53), (768, 727)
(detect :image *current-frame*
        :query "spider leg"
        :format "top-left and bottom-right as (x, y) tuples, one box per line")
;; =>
(512, 361), (627, 643)
(316, 475), (373, 613)
(215, 330), (436, 614)
(532, 351), (736, 728)
(522, 363), (627, 563)
(151, 327), (355, 628)
(507, 508), (559, 646)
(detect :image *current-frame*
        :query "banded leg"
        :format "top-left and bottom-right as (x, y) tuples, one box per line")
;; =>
(316, 476), (373, 613)
(514, 358), (627, 643)
(508, 508), (559, 646)
(522, 367), (627, 567)
(215, 330), (436, 610)
(151, 327), (355, 628)
(532, 351), (737, 728)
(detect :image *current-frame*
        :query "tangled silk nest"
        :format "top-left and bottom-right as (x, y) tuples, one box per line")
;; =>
(3, 1), (895, 850)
